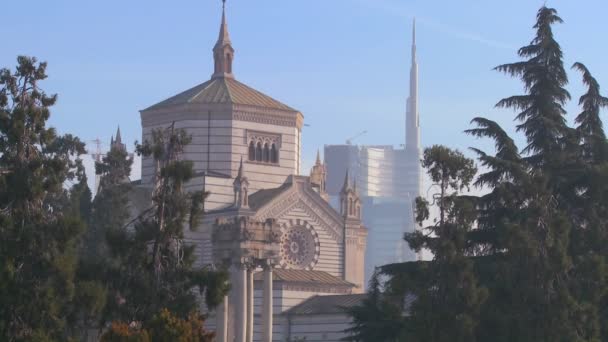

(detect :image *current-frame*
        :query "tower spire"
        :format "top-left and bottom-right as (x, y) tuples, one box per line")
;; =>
(115, 126), (122, 144)
(405, 17), (419, 152)
(212, 0), (235, 79)
(412, 18), (416, 62)
(110, 125), (126, 152)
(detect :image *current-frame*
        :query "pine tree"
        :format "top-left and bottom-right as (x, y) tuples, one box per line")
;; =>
(84, 143), (133, 261)
(467, 7), (597, 341)
(103, 123), (229, 325)
(569, 62), (608, 342)
(0, 56), (87, 341)
(400, 146), (485, 342)
(343, 271), (407, 342)
(495, 6), (570, 170)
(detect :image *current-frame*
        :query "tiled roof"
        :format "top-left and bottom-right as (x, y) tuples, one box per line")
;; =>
(143, 77), (298, 112)
(254, 269), (354, 287)
(285, 294), (367, 315)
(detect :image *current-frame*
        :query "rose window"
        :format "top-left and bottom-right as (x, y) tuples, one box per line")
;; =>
(279, 224), (319, 269)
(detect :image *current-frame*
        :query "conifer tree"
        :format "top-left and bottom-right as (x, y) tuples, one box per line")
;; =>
(0, 56), (86, 341)
(569, 62), (608, 342)
(84, 142), (133, 261)
(468, 7), (597, 341)
(343, 271), (407, 342)
(400, 145), (485, 342)
(102, 123), (229, 325)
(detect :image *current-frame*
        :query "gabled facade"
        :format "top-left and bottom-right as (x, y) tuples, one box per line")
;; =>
(132, 2), (367, 342)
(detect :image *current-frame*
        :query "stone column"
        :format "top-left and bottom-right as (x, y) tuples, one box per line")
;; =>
(216, 295), (228, 342)
(234, 264), (247, 342)
(262, 264), (273, 342)
(246, 267), (254, 342)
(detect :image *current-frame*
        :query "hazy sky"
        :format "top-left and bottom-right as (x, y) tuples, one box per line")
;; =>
(2, 0), (607, 179)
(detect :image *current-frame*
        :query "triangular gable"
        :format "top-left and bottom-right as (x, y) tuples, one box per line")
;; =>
(252, 177), (344, 241)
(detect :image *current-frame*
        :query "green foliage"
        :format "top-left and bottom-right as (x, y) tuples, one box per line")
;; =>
(343, 272), (408, 342)
(84, 144), (133, 261)
(0, 56), (86, 341)
(98, 123), (229, 326)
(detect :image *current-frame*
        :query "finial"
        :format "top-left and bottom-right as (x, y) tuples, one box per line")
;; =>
(222, 0), (226, 10)
(315, 149), (321, 165)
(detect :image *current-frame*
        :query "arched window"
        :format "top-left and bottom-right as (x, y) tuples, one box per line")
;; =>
(256, 142), (262, 162)
(349, 198), (353, 215)
(270, 144), (278, 163)
(248, 142), (255, 161)
(263, 143), (270, 162)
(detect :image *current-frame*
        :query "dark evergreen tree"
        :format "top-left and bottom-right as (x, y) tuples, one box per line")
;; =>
(400, 146), (485, 342)
(83, 143), (133, 261)
(343, 271), (408, 342)
(0, 56), (86, 341)
(467, 7), (599, 341)
(568, 62), (608, 342)
(102, 123), (229, 326)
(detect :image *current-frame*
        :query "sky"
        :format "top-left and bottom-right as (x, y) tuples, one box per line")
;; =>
(2, 0), (608, 188)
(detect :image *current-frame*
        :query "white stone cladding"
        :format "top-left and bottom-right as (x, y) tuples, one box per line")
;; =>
(139, 103), (303, 197)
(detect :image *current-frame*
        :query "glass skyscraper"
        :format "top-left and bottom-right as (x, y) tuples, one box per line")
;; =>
(324, 20), (422, 286)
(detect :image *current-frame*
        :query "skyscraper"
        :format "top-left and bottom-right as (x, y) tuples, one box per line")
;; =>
(324, 20), (422, 284)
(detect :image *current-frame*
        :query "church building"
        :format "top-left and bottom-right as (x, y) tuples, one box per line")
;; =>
(133, 2), (368, 341)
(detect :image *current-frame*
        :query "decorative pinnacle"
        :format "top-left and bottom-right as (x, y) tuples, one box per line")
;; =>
(237, 156), (244, 178)
(315, 149), (321, 165)
(342, 169), (350, 192)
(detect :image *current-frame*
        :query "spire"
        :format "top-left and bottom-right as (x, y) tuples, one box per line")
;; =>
(341, 169), (351, 193)
(216, 0), (231, 47)
(405, 17), (420, 152)
(412, 18), (416, 63)
(237, 155), (244, 179)
(309, 149), (328, 201)
(115, 126), (122, 144)
(212, 0), (235, 79)
(110, 126), (126, 152)
(233, 155), (249, 209)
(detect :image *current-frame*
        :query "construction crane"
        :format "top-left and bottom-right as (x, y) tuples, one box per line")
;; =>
(346, 130), (367, 145)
